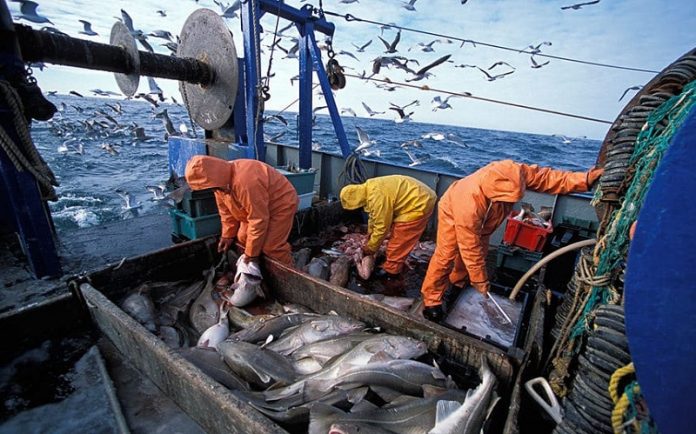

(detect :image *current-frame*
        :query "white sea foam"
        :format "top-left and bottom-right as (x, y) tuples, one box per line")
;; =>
(52, 206), (100, 228)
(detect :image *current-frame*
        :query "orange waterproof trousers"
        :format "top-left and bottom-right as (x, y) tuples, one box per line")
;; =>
(381, 211), (432, 274)
(421, 200), (486, 307)
(237, 199), (297, 266)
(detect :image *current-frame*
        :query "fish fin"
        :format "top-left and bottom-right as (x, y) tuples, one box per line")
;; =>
(370, 385), (403, 402)
(264, 382), (303, 401)
(349, 399), (378, 413)
(328, 310), (339, 316)
(309, 403), (346, 434)
(368, 351), (394, 363)
(433, 359), (441, 370)
(260, 334), (274, 348)
(197, 339), (210, 348)
(446, 375), (457, 389)
(422, 384), (448, 398)
(382, 395), (419, 408)
(302, 379), (329, 402)
(486, 394), (501, 419)
(434, 400), (462, 425)
(431, 368), (446, 381)
(346, 387), (369, 404)
(249, 365), (272, 385)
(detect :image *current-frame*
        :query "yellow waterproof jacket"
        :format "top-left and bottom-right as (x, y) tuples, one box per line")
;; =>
(340, 175), (436, 252)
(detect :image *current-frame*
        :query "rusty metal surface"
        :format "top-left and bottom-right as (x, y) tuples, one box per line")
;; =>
(80, 283), (287, 434)
(110, 21), (140, 97)
(178, 9), (238, 130)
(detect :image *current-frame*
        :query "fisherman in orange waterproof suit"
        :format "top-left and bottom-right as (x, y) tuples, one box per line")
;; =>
(185, 156), (298, 266)
(421, 160), (603, 322)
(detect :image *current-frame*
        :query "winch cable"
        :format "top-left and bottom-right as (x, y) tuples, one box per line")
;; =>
(321, 10), (660, 74)
(345, 73), (613, 124)
(262, 1), (283, 101)
(0, 80), (58, 200)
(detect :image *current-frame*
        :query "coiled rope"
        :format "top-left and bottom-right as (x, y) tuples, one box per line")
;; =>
(567, 81), (696, 342)
(609, 363), (658, 434)
(0, 80), (58, 200)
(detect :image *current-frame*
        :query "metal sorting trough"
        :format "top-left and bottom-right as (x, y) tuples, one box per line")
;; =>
(72, 237), (543, 434)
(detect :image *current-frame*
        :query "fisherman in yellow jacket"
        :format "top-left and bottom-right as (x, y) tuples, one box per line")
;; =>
(340, 175), (436, 279)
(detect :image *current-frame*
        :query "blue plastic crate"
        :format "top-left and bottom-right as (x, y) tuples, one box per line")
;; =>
(276, 168), (316, 195)
(169, 208), (221, 240)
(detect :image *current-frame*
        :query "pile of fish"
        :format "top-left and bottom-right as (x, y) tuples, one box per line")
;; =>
(118, 266), (498, 433)
(511, 202), (553, 229)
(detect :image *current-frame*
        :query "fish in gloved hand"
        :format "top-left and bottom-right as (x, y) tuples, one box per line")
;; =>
(219, 254), (264, 307)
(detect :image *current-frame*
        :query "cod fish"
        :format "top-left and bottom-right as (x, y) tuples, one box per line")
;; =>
(429, 356), (498, 434)
(265, 335), (428, 402)
(267, 316), (365, 356)
(231, 313), (319, 344)
(121, 290), (157, 332)
(218, 340), (298, 388)
(158, 280), (205, 326)
(309, 389), (469, 434)
(294, 247), (312, 269)
(178, 347), (249, 391)
(248, 387), (369, 424)
(292, 332), (374, 365)
(197, 307), (230, 348)
(227, 305), (274, 329)
(189, 268), (220, 334)
(363, 294), (415, 311)
(306, 257), (330, 280)
(323, 359), (452, 396)
(329, 256), (351, 287)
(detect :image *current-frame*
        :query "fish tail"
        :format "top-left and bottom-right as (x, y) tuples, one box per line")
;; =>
(308, 403), (345, 434)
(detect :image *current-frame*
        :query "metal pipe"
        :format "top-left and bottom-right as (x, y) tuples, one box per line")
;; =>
(13, 24), (214, 86)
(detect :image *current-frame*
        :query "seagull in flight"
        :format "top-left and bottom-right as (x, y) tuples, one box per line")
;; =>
(488, 61), (515, 71)
(561, 0), (600, 10)
(402, 0), (418, 11)
(410, 40), (439, 53)
(361, 102), (385, 117)
(156, 10), (167, 17)
(403, 148), (427, 167)
(389, 101), (418, 124)
(116, 189), (142, 211)
(530, 55), (550, 69)
(146, 184), (166, 201)
(14, 1), (53, 24)
(619, 85), (643, 102)
(405, 54), (451, 82)
(431, 95), (456, 111)
(341, 108), (357, 117)
(78, 20), (98, 36)
(522, 41), (552, 55)
(355, 126), (376, 153)
(378, 31), (401, 54)
(476, 66), (514, 81)
(556, 135), (573, 144)
(352, 40), (372, 53)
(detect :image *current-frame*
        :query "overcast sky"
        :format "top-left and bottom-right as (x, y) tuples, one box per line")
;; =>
(10, 0), (696, 139)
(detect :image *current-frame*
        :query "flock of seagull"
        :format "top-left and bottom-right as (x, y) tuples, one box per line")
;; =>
(13, 0), (627, 179)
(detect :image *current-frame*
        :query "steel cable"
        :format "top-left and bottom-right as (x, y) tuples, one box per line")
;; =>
(322, 11), (660, 74)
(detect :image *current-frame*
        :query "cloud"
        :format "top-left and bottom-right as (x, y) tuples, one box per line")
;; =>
(13, 0), (696, 139)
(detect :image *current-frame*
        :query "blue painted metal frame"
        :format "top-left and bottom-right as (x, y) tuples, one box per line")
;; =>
(240, 0), (351, 169)
(0, 110), (62, 278)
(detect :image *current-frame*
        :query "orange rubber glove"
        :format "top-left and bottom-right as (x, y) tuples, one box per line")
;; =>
(471, 281), (490, 297)
(218, 237), (234, 253)
(587, 167), (604, 188)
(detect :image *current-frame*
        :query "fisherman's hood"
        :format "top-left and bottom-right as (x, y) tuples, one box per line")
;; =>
(479, 160), (525, 203)
(185, 155), (231, 190)
(340, 183), (368, 210)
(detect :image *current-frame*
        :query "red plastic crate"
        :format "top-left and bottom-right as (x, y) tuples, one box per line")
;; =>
(502, 212), (553, 252)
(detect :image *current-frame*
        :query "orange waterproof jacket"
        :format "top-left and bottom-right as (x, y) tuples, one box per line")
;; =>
(185, 156), (297, 258)
(443, 160), (592, 284)
(340, 175), (436, 252)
